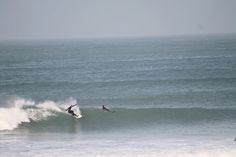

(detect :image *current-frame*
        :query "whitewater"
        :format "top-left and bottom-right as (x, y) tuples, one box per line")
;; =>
(0, 98), (82, 131)
(0, 35), (236, 157)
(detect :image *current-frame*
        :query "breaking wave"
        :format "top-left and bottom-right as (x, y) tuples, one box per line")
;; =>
(1, 98), (236, 131)
(0, 98), (81, 131)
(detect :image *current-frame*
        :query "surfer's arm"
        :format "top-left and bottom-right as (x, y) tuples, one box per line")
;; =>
(65, 105), (72, 111)
(71, 104), (77, 108)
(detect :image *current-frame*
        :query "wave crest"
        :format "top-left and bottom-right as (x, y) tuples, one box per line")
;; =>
(0, 98), (81, 131)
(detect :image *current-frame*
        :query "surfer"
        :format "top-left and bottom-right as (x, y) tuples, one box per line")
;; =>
(102, 105), (115, 113)
(66, 104), (78, 117)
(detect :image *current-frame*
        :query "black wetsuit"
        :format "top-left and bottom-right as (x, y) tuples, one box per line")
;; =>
(102, 105), (109, 111)
(67, 105), (77, 117)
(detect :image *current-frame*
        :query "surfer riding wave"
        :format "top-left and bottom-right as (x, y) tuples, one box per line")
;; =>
(66, 104), (79, 117)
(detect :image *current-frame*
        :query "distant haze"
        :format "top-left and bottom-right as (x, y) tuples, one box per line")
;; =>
(0, 0), (236, 40)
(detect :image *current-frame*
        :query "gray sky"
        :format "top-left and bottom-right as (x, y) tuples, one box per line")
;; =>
(0, 0), (236, 40)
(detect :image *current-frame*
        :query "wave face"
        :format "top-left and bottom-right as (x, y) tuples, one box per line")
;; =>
(78, 107), (236, 131)
(1, 98), (236, 132)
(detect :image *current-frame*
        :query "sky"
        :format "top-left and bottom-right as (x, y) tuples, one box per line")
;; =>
(0, 0), (236, 40)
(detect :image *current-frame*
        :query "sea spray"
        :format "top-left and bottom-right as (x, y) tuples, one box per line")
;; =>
(0, 97), (81, 131)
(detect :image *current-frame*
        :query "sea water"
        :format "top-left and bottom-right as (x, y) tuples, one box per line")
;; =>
(0, 34), (236, 156)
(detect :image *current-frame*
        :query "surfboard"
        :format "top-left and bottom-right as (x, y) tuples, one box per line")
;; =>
(73, 106), (82, 118)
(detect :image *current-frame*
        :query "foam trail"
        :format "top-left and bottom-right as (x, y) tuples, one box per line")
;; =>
(38, 100), (62, 112)
(0, 106), (30, 130)
(0, 97), (81, 131)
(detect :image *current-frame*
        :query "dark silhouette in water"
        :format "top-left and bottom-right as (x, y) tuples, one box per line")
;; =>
(102, 105), (115, 113)
(66, 104), (78, 117)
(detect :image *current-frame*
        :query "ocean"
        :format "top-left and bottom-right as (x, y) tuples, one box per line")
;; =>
(0, 34), (236, 157)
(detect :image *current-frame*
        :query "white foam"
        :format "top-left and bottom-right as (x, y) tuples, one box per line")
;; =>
(0, 97), (81, 131)
(0, 106), (29, 131)
(12, 98), (35, 108)
(38, 100), (62, 112)
(155, 149), (236, 157)
(65, 149), (236, 157)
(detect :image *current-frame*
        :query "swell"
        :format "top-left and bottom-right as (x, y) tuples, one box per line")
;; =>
(1, 98), (236, 132)
(1, 77), (236, 88)
(18, 107), (236, 132)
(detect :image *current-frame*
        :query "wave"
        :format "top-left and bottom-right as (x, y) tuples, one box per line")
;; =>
(18, 107), (236, 132)
(2, 77), (236, 88)
(78, 107), (236, 130)
(1, 98), (236, 131)
(0, 98), (81, 131)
